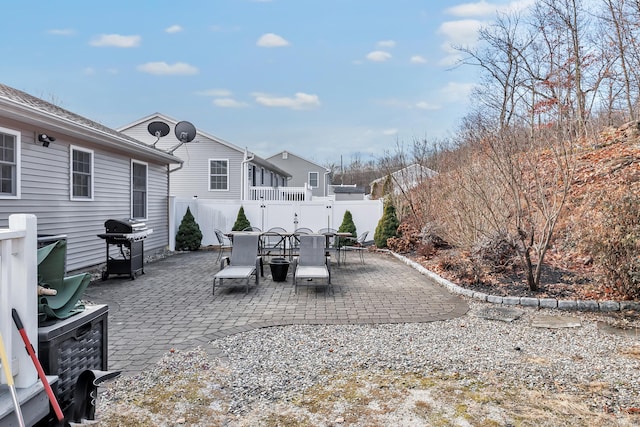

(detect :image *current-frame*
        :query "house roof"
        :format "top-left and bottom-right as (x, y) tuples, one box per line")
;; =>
(331, 185), (365, 194)
(119, 112), (291, 178)
(266, 150), (331, 172)
(370, 163), (438, 188)
(0, 84), (182, 165)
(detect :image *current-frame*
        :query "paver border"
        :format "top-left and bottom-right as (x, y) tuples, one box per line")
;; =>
(390, 251), (640, 313)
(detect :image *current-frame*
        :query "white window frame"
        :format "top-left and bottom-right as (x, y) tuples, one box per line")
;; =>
(0, 126), (20, 199)
(208, 158), (229, 191)
(131, 160), (148, 219)
(70, 145), (94, 201)
(308, 171), (319, 188)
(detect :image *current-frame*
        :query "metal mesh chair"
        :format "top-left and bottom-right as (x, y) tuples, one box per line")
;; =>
(214, 229), (233, 263)
(341, 231), (369, 264)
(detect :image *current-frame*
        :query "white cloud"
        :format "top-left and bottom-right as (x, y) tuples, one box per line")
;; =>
(48, 29), (75, 36)
(441, 82), (476, 102)
(438, 19), (484, 65)
(136, 62), (199, 75)
(445, 0), (534, 17)
(256, 33), (290, 47)
(383, 128), (398, 136)
(366, 50), (392, 62)
(213, 98), (249, 108)
(438, 19), (483, 47)
(83, 67), (96, 75)
(377, 40), (396, 48)
(196, 89), (233, 97)
(252, 92), (320, 110)
(165, 25), (183, 34)
(90, 34), (141, 48)
(415, 101), (440, 110)
(410, 55), (427, 64)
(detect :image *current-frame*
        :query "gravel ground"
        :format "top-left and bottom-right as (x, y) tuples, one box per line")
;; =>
(96, 300), (640, 426)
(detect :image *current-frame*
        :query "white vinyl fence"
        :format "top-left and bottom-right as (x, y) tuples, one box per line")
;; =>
(169, 197), (383, 249)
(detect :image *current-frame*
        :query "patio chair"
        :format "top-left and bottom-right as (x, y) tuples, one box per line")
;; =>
(291, 227), (314, 256)
(293, 234), (332, 294)
(213, 233), (263, 295)
(317, 227), (340, 265)
(214, 229), (233, 263)
(341, 231), (369, 264)
(262, 227), (287, 258)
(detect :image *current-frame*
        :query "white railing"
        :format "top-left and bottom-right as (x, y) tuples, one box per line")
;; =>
(248, 185), (312, 201)
(0, 214), (38, 388)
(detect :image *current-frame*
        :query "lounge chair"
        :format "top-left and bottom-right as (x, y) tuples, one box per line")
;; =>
(293, 234), (332, 294)
(213, 233), (263, 295)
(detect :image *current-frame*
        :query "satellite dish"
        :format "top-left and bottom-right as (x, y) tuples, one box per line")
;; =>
(174, 121), (196, 143)
(147, 121), (170, 138)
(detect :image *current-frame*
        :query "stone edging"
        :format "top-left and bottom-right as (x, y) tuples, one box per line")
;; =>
(391, 252), (640, 313)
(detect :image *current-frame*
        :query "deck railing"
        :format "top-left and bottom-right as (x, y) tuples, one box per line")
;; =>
(248, 185), (312, 201)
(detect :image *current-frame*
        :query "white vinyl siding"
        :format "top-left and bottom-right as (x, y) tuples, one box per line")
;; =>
(209, 159), (229, 191)
(309, 171), (319, 188)
(70, 146), (93, 200)
(0, 126), (20, 198)
(132, 160), (148, 219)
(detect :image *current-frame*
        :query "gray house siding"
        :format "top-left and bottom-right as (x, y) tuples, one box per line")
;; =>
(119, 114), (291, 200)
(266, 151), (330, 197)
(0, 85), (180, 273)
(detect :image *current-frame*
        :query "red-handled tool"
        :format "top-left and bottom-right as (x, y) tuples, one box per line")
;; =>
(12, 308), (65, 422)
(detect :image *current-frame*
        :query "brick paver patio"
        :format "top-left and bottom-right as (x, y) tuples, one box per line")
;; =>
(83, 249), (469, 375)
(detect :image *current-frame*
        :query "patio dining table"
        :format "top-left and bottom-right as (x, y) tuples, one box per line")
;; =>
(226, 230), (352, 263)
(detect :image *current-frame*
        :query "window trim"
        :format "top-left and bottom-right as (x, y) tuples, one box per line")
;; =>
(131, 160), (148, 219)
(308, 171), (319, 188)
(70, 145), (94, 201)
(208, 158), (229, 191)
(0, 126), (20, 199)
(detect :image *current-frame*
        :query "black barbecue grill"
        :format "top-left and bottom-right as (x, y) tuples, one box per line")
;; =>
(97, 219), (153, 280)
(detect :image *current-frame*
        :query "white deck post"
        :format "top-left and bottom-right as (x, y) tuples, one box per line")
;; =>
(0, 214), (38, 388)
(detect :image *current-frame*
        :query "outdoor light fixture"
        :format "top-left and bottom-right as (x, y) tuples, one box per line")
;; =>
(38, 133), (56, 147)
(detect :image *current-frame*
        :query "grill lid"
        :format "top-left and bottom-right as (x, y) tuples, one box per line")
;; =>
(104, 219), (147, 234)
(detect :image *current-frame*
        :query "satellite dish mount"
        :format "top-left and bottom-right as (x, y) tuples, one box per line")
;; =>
(147, 121), (170, 147)
(168, 121), (197, 154)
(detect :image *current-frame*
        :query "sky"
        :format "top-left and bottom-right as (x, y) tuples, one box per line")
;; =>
(1, 0), (534, 166)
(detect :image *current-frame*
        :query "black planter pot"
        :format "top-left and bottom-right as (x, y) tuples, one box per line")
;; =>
(269, 258), (290, 282)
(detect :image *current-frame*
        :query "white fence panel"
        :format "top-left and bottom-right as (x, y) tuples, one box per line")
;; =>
(170, 198), (384, 249)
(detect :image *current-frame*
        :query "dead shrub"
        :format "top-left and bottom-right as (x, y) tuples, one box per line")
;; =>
(581, 191), (640, 300)
(472, 232), (519, 274)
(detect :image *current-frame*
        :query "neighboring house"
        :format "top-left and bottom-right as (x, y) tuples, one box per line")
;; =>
(266, 150), (331, 198)
(369, 163), (438, 198)
(0, 83), (182, 271)
(119, 113), (292, 201)
(330, 184), (366, 201)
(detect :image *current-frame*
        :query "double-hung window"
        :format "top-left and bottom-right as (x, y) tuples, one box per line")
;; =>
(71, 146), (93, 200)
(0, 127), (19, 198)
(309, 171), (319, 188)
(209, 159), (228, 191)
(132, 161), (147, 219)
